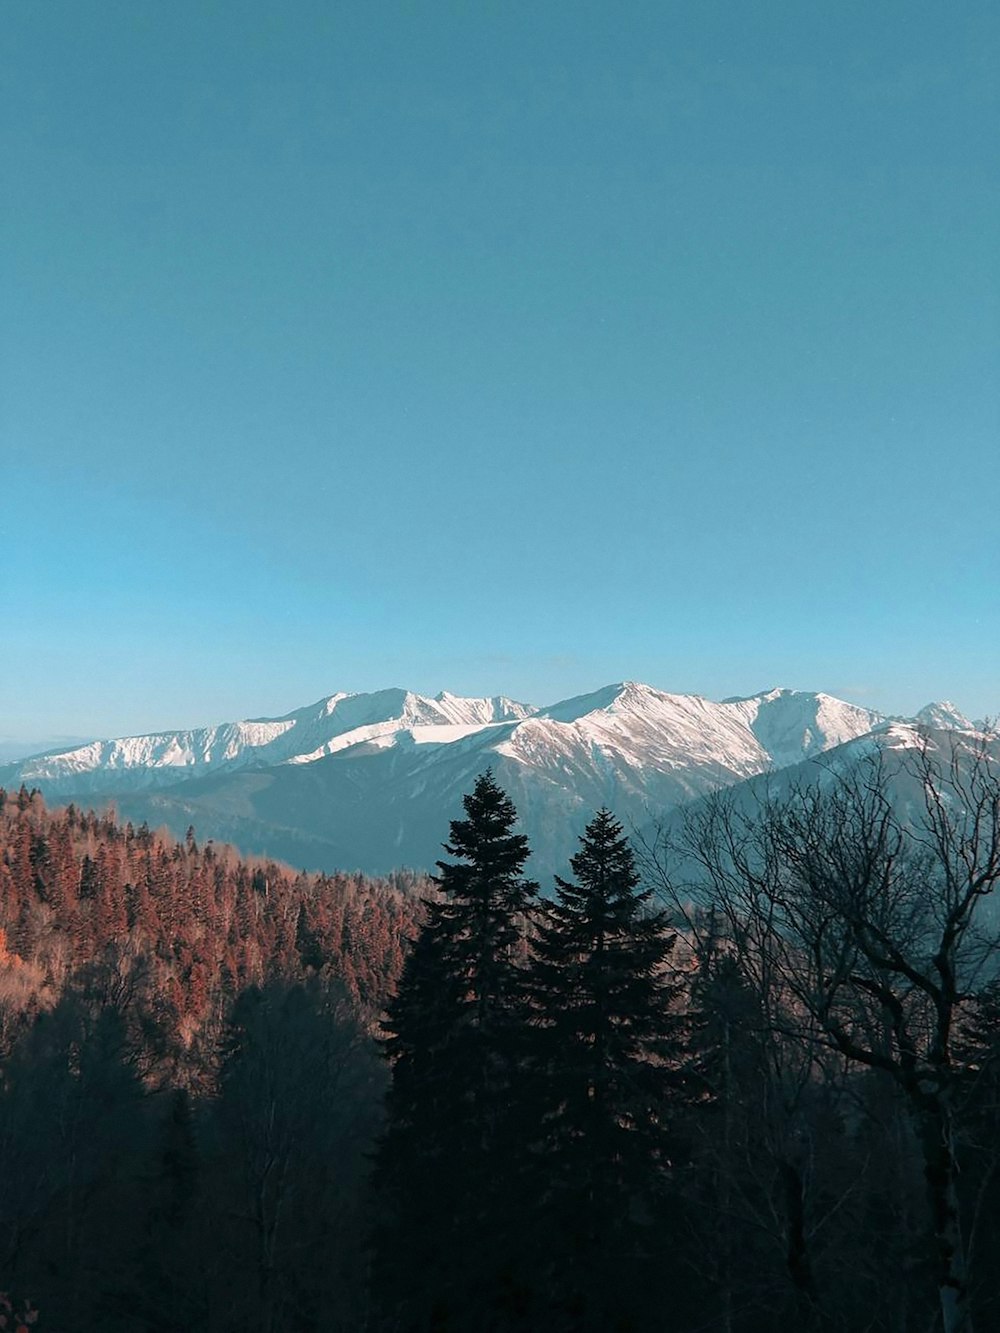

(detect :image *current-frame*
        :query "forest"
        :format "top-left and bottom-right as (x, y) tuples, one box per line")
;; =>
(1, 732), (999, 1333)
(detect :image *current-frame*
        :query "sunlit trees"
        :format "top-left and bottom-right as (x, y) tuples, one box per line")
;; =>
(0, 788), (422, 1330)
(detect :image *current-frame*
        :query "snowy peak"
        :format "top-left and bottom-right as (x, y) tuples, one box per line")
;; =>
(253, 689), (529, 763)
(519, 682), (879, 779)
(2, 682), (983, 825)
(536, 680), (716, 725)
(9, 716), (299, 780)
(721, 688), (884, 769)
(537, 682), (636, 724)
(289, 689), (537, 762)
(914, 701), (974, 732)
(4, 688), (538, 792)
(500, 684), (777, 798)
(432, 692), (537, 725)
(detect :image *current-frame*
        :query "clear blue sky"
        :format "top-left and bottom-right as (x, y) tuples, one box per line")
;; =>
(3, 1), (998, 741)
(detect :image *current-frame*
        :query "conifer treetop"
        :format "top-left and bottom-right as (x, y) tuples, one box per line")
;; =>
(435, 768), (538, 905)
(557, 807), (641, 899)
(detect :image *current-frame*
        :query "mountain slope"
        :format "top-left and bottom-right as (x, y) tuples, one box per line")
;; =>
(647, 722), (1000, 918)
(0, 689), (536, 796)
(3, 682), (981, 880)
(721, 687), (886, 768)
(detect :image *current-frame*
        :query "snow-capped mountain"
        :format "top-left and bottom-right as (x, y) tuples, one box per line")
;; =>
(913, 701), (974, 732)
(721, 688), (887, 768)
(0, 683), (981, 879)
(2, 688), (536, 796)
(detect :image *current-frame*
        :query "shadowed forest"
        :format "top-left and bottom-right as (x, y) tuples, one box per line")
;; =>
(2, 741), (1000, 1333)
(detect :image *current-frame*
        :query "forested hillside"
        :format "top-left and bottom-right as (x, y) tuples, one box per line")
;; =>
(3, 749), (1000, 1333)
(364, 754), (1000, 1333)
(0, 786), (421, 1058)
(0, 787), (424, 1330)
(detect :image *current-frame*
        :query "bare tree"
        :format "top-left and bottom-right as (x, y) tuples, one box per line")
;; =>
(648, 731), (1000, 1333)
(679, 919), (859, 1333)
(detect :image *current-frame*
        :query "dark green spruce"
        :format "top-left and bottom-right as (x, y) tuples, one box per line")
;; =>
(526, 808), (686, 1333)
(371, 771), (539, 1332)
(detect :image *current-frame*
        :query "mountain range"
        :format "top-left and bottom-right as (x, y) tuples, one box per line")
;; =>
(0, 684), (982, 879)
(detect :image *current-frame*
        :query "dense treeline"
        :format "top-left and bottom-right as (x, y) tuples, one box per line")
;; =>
(0, 786), (424, 1329)
(2, 738), (1000, 1333)
(0, 785), (422, 1064)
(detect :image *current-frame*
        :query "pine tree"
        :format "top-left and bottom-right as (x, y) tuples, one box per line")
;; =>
(526, 808), (684, 1333)
(372, 770), (538, 1332)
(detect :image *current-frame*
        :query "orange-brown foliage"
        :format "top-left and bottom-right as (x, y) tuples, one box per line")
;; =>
(0, 786), (424, 1073)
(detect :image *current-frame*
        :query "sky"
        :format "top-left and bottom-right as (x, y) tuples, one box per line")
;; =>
(3, 1), (998, 743)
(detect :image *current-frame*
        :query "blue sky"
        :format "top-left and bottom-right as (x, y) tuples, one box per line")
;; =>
(3, 1), (998, 740)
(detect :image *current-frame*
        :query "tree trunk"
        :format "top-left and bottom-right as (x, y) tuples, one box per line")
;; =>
(783, 1159), (823, 1330)
(720, 1016), (733, 1333)
(919, 1102), (973, 1333)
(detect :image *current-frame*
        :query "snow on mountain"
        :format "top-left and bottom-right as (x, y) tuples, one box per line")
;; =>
(285, 690), (535, 764)
(6, 718), (297, 789)
(1, 689), (538, 796)
(914, 701), (975, 732)
(505, 682), (768, 782)
(650, 719), (1000, 898)
(0, 736), (96, 765)
(721, 688), (884, 769)
(2, 681), (984, 879)
(433, 691), (535, 725)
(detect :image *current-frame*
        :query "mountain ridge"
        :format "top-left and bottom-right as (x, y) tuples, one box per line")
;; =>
(1, 682), (984, 879)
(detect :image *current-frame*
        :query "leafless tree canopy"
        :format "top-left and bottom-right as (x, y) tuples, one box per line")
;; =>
(645, 731), (1000, 1333)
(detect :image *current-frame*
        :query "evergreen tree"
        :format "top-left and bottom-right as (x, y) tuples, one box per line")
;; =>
(526, 809), (684, 1333)
(372, 770), (538, 1332)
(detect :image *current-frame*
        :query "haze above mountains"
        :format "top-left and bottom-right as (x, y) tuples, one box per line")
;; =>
(1, 683), (984, 879)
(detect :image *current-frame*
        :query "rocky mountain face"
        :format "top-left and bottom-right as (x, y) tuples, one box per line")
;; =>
(1, 682), (980, 881)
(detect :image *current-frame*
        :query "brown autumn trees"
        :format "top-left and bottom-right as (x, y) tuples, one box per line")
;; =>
(0, 788), (424, 1330)
(0, 786), (422, 1071)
